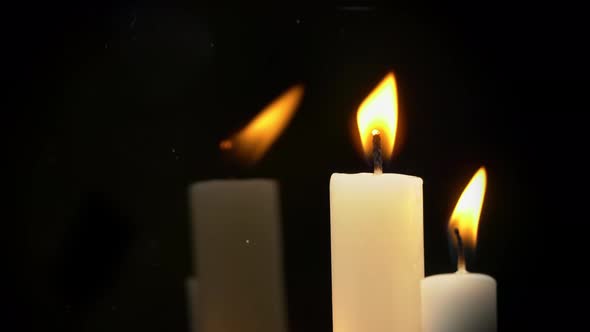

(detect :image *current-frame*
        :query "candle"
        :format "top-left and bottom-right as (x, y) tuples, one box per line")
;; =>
(421, 167), (497, 332)
(187, 85), (304, 332)
(330, 73), (424, 332)
(189, 179), (286, 332)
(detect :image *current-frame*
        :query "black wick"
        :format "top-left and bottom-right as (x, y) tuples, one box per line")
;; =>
(454, 228), (467, 272)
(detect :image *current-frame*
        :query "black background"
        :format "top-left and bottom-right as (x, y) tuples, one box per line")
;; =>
(12, 1), (588, 331)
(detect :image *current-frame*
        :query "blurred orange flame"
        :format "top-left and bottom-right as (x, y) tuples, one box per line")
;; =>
(221, 85), (304, 165)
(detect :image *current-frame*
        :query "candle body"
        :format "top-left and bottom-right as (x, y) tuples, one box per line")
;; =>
(330, 173), (424, 332)
(189, 179), (287, 332)
(421, 273), (497, 332)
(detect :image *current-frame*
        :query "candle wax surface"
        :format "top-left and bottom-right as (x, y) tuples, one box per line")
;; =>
(421, 272), (497, 332)
(189, 179), (287, 332)
(330, 172), (424, 332)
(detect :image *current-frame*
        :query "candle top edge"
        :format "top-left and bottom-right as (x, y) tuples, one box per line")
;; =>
(422, 272), (496, 282)
(331, 172), (423, 183)
(189, 178), (278, 191)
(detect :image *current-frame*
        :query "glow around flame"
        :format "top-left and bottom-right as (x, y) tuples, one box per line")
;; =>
(356, 73), (398, 160)
(449, 167), (488, 250)
(222, 84), (304, 165)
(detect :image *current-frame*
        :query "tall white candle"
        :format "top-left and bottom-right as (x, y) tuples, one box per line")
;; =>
(330, 173), (424, 332)
(330, 73), (424, 332)
(189, 179), (287, 332)
(421, 167), (497, 332)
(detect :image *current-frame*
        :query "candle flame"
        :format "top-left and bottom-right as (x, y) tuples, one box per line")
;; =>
(221, 84), (304, 165)
(449, 167), (487, 250)
(357, 72), (398, 160)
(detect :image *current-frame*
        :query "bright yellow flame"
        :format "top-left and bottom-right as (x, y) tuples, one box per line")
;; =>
(222, 84), (304, 165)
(449, 167), (487, 249)
(356, 72), (398, 160)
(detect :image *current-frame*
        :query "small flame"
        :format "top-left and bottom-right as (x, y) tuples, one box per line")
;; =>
(449, 167), (488, 250)
(221, 84), (304, 165)
(356, 72), (399, 160)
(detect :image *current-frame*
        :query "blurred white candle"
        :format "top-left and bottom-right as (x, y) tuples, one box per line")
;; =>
(330, 73), (424, 332)
(421, 167), (497, 332)
(189, 179), (286, 332)
(187, 85), (304, 332)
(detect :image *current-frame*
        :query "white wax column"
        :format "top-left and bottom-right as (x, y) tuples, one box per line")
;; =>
(421, 273), (497, 332)
(330, 173), (424, 332)
(189, 179), (287, 332)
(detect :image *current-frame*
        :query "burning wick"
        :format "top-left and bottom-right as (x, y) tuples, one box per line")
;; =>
(453, 228), (467, 273)
(372, 129), (383, 174)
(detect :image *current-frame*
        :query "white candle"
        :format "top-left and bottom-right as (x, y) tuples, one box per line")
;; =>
(330, 173), (424, 332)
(421, 272), (496, 332)
(186, 85), (304, 332)
(330, 73), (424, 332)
(189, 179), (287, 332)
(421, 167), (497, 332)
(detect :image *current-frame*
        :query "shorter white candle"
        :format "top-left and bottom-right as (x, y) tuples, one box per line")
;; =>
(422, 272), (496, 332)
(421, 167), (497, 332)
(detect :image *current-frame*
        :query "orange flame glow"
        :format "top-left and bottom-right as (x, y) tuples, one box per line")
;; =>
(356, 73), (399, 160)
(449, 167), (488, 250)
(221, 84), (304, 165)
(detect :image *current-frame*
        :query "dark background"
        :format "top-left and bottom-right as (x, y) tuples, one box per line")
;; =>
(12, 1), (588, 331)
